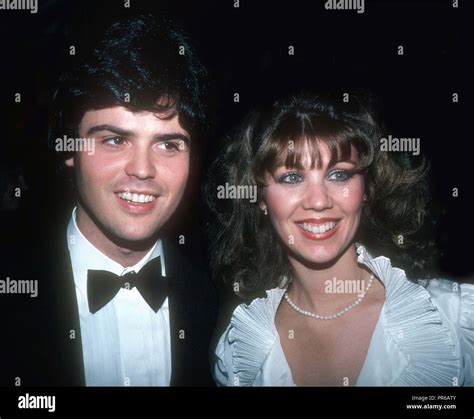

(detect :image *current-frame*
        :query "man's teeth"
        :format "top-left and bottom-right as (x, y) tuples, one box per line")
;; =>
(117, 192), (156, 203)
(300, 221), (337, 234)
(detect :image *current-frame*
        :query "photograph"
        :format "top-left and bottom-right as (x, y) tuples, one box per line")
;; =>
(0, 0), (472, 416)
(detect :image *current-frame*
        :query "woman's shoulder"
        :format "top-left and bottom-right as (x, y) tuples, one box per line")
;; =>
(213, 287), (286, 386)
(420, 277), (473, 299)
(417, 278), (474, 386)
(416, 278), (473, 327)
(357, 244), (474, 385)
(221, 286), (285, 341)
(226, 287), (284, 350)
(420, 279), (473, 339)
(357, 244), (473, 329)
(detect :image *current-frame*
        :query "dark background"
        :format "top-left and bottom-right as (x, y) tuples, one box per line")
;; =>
(0, 0), (472, 280)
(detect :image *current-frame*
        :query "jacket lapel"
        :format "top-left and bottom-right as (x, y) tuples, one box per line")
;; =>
(42, 217), (85, 386)
(164, 240), (217, 386)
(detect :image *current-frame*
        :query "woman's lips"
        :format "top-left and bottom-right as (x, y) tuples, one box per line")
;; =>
(295, 219), (340, 241)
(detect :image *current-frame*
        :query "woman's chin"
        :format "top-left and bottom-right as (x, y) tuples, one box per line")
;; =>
(289, 243), (349, 268)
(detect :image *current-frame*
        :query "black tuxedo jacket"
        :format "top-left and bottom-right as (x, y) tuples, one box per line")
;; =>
(0, 216), (218, 386)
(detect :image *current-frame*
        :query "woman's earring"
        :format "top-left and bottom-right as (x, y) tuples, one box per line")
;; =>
(262, 207), (268, 215)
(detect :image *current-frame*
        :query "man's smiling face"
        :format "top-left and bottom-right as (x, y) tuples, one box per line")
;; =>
(66, 106), (190, 248)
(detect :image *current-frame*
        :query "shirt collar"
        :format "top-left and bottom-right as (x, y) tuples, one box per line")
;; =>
(67, 206), (165, 292)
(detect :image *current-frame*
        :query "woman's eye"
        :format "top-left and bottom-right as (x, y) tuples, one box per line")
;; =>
(103, 137), (125, 146)
(278, 172), (303, 184)
(328, 170), (352, 182)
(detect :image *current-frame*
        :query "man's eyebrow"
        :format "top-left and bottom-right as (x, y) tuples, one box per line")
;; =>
(154, 133), (190, 145)
(85, 125), (190, 144)
(86, 124), (133, 137)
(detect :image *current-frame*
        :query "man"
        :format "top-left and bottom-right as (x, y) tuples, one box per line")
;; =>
(1, 15), (217, 386)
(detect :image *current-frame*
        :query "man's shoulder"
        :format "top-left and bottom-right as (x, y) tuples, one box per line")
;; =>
(162, 238), (216, 300)
(163, 239), (210, 278)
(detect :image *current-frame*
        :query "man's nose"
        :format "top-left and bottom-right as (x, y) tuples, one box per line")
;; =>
(124, 145), (157, 180)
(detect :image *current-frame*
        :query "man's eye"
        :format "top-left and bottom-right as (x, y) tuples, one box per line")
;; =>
(103, 137), (125, 146)
(278, 172), (303, 184)
(158, 141), (181, 151)
(328, 170), (352, 182)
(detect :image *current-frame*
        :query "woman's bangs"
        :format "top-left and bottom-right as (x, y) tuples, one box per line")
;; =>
(256, 116), (372, 183)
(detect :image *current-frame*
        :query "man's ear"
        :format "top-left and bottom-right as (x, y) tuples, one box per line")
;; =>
(65, 156), (74, 167)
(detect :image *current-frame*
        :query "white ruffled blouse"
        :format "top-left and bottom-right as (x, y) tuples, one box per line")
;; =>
(214, 245), (474, 386)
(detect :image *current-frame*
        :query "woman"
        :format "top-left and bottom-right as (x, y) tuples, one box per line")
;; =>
(206, 91), (473, 386)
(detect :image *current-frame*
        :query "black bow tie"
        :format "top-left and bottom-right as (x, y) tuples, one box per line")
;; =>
(87, 257), (170, 314)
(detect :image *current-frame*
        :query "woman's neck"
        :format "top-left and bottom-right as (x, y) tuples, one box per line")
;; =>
(287, 244), (370, 312)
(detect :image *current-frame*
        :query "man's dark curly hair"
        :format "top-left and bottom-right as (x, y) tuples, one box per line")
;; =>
(206, 90), (437, 299)
(49, 14), (208, 164)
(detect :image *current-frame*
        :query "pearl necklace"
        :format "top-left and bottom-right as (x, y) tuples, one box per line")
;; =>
(284, 275), (373, 320)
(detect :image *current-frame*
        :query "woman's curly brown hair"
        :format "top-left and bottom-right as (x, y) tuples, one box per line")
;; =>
(205, 90), (438, 299)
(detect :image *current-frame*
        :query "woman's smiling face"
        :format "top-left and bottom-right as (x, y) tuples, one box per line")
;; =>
(261, 140), (365, 267)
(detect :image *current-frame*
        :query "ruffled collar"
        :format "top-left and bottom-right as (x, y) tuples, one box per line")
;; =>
(227, 244), (460, 386)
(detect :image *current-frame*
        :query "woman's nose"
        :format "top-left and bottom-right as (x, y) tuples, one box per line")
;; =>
(301, 179), (333, 211)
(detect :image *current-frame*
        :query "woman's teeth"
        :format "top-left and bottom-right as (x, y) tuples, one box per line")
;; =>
(300, 221), (337, 234)
(117, 192), (156, 203)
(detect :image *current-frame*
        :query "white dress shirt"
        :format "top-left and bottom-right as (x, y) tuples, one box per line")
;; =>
(67, 207), (171, 386)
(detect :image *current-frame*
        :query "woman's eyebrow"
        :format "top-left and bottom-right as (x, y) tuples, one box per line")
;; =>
(329, 158), (357, 166)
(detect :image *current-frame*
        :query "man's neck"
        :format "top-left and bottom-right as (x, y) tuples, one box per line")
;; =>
(75, 206), (154, 268)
